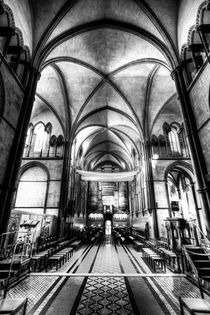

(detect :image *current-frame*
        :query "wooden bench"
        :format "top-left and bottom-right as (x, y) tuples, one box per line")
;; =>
(31, 239), (77, 271)
(56, 240), (72, 251)
(158, 247), (177, 269)
(142, 248), (166, 272)
(58, 247), (74, 260)
(31, 251), (49, 271)
(0, 297), (28, 314)
(157, 240), (168, 249)
(47, 254), (65, 271)
(47, 247), (74, 271)
(179, 297), (210, 314)
(146, 240), (156, 248)
(0, 258), (31, 279)
(136, 234), (146, 243)
(70, 240), (82, 250)
(133, 240), (144, 252)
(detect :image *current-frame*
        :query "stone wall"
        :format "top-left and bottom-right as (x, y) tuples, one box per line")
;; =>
(18, 159), (64, 217)
(132, 158), (194, 239)
(189, 64), (210, 174)
(0, 62), (24, 188)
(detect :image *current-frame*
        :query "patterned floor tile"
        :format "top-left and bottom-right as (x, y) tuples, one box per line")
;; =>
(7, 275), (60, 311)
(2, 237), (208, 315)
(75, 238), (133, 315)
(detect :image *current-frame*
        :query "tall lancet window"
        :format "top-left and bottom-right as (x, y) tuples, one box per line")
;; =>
(34, 123), (46, 152)
(168, 128), (181, 155)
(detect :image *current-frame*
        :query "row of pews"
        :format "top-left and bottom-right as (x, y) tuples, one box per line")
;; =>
(0, 238), (83, 315)
(0, 237), (83, 294)
(31, 239), (82, 272)
(139, 239), (178, 273)
(142, 248), (166, 272)
(113, 227), (178, 273)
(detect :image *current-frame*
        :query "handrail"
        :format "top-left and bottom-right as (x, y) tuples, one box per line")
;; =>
(184, 250), (210, 256)
(0, 231), (17, 258)
(183, 245), (206, 298)
(0, 230), (32, 298)
(3, 241), (19, 299)
(182, 246), (199, 279)
(191, 221), (210, 250)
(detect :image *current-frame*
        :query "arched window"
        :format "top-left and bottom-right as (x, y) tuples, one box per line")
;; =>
(0, 73), (5, 117)
(25, 126), (32, 147)
(168, 128), (181, 155)
(34, 123), (45, 152)
(105, 220), (111, 235)
(24, 123), (33, 157)
(15, 165), (48, 212)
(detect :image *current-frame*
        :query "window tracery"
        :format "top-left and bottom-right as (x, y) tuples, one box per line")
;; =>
(168, 128), (181, 155)
(24, 122), (63, 158)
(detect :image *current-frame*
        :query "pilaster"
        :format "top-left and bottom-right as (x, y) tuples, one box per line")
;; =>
(0, 67), (40, 233)
(171, 66), (210, 237)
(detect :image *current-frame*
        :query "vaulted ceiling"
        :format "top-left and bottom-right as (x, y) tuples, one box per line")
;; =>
(4, 0), (200, 172)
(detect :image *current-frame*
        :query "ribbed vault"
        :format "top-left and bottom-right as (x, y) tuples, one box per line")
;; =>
(5, 0), (196, 172)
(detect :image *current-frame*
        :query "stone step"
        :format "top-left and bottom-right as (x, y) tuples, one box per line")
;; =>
(194, 260), (210, 268)
(190, 254), (209, 260)
(187, 248), (206, 254)
(198, 268), (210, 276)
(201, 276), (210, 282)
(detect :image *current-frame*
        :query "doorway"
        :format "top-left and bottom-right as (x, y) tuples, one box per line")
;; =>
(105, 220), (112, 235)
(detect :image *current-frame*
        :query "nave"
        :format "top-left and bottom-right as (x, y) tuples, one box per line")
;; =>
(5, 237), (208, 315)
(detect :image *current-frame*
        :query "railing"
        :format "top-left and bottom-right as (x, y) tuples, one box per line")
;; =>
(151, 138), (190, 159)
(0, 231), (33, 298)
(0, 231), (17, 259)
(182, 246), (206, 298)
(23, 147), (63, 158)
(3, 241), (20, 298)
(182, 246), (199, 278)
(191, 221), (210, 252)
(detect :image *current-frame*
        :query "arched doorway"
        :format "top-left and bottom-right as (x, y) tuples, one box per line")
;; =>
(104, 213), (113, 236)
(166, 168), (200, 224)
(165, 162), (204, 248)
(105, 220), (112, 235)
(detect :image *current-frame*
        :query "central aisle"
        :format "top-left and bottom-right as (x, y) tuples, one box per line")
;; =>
(75, 236), (133, 314)
(6, 237), (210, 314)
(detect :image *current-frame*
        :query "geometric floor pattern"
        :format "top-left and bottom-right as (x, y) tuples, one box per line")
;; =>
(3, 236), (210, 314)
(6, 275), (60, 311)
(76, 236), (133, 314)
(76, 277), (133, 315)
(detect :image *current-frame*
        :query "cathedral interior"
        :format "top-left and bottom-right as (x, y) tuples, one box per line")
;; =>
(1, 0), (210, 314)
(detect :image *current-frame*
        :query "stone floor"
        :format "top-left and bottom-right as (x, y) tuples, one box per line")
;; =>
(4, 237), (210, 314)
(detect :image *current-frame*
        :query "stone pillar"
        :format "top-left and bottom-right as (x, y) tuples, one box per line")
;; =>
(191, 182), (202, 232)
(0, 67), (40, 234)
(171, 66), (210, 237)
(144, 140), (159, 239)
(165, 180), (172, 217)
(86, 181), (90, 226)
(58, 140), (71, 238)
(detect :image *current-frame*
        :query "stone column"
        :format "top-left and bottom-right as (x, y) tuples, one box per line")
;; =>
(165, 180), (172, 218)
(58, 140), (71, 238)
(0, 67), (40, 234)
(144, 140), (159, 239)
(171, 66), (210, 237)
(190, 182), (202, 232)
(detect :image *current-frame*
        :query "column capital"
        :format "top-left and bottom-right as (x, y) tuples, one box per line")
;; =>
(171, 65), (184, 80)
(30, 66), (41, 81)
(197, 187), (210, 194)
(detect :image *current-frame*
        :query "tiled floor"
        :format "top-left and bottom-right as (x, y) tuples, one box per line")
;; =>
(76, 237), (132, 314)
(3, 237), (210, 314)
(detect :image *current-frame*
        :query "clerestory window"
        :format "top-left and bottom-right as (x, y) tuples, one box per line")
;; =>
(168, 128), (181, 155)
